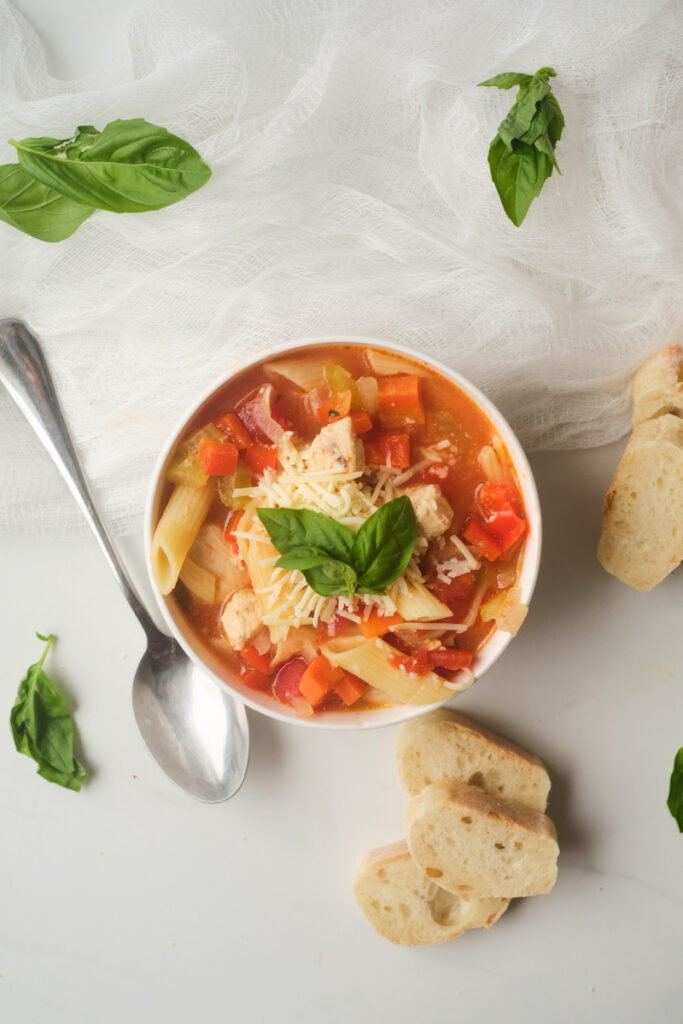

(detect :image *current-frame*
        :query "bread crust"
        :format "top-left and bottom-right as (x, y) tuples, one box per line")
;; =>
(631, 344), (683, 426)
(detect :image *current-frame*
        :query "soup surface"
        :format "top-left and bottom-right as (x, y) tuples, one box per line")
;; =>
(151, 344), (529, 716)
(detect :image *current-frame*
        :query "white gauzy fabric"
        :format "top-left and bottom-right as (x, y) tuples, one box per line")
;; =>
(0, 0), (681, 537)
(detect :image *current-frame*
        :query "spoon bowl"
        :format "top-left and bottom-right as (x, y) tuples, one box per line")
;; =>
(0, 319), (250, 802)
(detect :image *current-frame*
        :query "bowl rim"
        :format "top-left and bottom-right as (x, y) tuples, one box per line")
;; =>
(144, 334), (542, 730)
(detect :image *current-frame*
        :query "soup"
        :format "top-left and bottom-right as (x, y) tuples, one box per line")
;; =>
(150, 344), (529, 716)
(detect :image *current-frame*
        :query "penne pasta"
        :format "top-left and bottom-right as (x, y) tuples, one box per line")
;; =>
(179, 557), (217, 604)
(391, 578), (452, 622)
(151, 481), (215, 595)
(320, 636), (453, 705)
(188, 523), (249, 602)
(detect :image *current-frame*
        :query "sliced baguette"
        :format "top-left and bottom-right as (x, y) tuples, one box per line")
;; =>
(396, 709), (550, 812)
(598, 413), (683, 590)
(353, 840), (509, 946)
(405, 780), (559, 899)
(631, 344), (683, 426)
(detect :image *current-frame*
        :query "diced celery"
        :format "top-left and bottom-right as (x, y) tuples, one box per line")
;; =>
(324, 363), (361, 410)
(165, 423), (223, 488)
(216, 474), (235, 507)
(480, 590), (507, 623)
(231, 460), (254, 509)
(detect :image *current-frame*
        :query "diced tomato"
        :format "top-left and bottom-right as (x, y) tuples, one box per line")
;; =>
(377, 375), (424, 428)
(197, 438), (239, 476)
(462, 517), (504, 561)
(299, 654), (344, 707)
(272, 657), (309, 705)
(214, 412), (253, 448)
(349, 410), (374, 434)
(310, 388), (353, 423)
(431, 571), (476, 620)
(359, 610), (404, 638)
(478, 482), (522, 518)
(241, 643), (271, 674)
(324, 615), (351, 639)
(486, 506), (527, 553)
(428, 648), (473, 671)
(389, 648), (431, 675)
(334, 673), (368, 706)
(364, 433), (411, 469)
(419, 461), (450, 484)
(224, 509), (244, 555)
(240, 667), (272, 692)
(244, 443), (278, 476)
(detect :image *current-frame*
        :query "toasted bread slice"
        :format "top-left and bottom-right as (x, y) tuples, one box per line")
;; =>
(631, 344), (683, 426)
(405, 781), (559, 899)
(598, 414), (683, 590)
(396, 710), (550, 811)
(353, 840), (509, 945)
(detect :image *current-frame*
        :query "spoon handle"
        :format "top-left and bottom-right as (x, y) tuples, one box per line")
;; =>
(0, 319), (160, 641)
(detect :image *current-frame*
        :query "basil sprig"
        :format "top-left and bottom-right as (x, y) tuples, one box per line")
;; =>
(478, 67), (564, 226)
(667, 747), (683, 832)
(257, 495), (417, 597)
(10, 633), (88, 792)
(0, 118), (211, 242)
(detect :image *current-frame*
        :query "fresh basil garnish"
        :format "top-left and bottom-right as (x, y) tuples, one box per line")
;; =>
(479, 66), (564, 226)
(667, 747), (683, 832)
(0, 164), (95, 241)
(10, 633), (88, 792)
(257, 496), (417, 597)
(351, 495), (417, 593)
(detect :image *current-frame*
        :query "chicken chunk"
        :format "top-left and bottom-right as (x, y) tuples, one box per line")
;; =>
(402, 484), (453, 540)
(307, 417), (365, 474)
(220, 589), (262, 651)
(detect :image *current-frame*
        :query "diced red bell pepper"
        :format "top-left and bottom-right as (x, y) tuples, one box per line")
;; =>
(311, 389), (353, 423)
(299, 655), (344, 707)
(389, 648), (431, 675)
(322, 614), (351, 639)
(462, 517), (504, 561)
(478, 482), (522, 517)
(241, 643), (271, 674)
(377, 375), (424, 427)
(431, 571), (476, 620)
(364, 433), (411, 469)
(419, 461), (450, 484)
(197, 438), (239, 476)
(334, 673), (368, 706)
(359, 610), (405, 638)
(240, 667), (272, 692)
(486, 506), (527, 553)
(214, 412), (253, 448)
(272, 657), (309, 705)
(427, 648), (473, 671)
(349, 410), (374, 434)
(244, 442), (278, 476)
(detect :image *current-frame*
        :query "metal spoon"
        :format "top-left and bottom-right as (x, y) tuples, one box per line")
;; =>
(0, 319), (249, 802)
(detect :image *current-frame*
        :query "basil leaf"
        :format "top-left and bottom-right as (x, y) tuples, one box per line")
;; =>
(0, 164), (94, 241)
(479, 66), (563, 226)
(257, 507), (355, 562)
(667, 747), (683, 832)
(477, 72), (533, 90)
(303, 561), (358, 597)
(10, 633), (88, 792)
(351, 495), (417, 594)
(9, 118), (211, 213)
(275, 546), (341, 571)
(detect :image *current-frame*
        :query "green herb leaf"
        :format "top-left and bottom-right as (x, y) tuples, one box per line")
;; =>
(0, 164), (94, 241)
(479, 66), (564, 226)
(257, 507), (355, 563)
(667, 747), (683, 832)
(351, 495), (417, 594)
(275, 546), (343, 571)
(9, 118), (211, 214)
(9, 633), (88, 792)
(303, 561), (358, 597)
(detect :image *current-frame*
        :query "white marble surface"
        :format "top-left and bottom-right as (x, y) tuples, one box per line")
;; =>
(2, 442), (682, 1024)
(2, 3), (682, 1021)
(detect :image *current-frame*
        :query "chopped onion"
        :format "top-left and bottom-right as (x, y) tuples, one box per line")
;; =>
(356, 376), (379, 414)
(290, 695), (314, 718)
(251, 384), (285, 443)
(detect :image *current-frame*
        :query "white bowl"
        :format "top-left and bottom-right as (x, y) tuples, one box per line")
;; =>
(145, 335), (541, 730)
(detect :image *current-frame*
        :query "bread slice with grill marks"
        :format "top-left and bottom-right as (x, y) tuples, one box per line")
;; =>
(396, 710), (550, 811)
(405, 780), (559, 900)
(353, 840), (509, 945)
